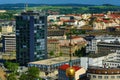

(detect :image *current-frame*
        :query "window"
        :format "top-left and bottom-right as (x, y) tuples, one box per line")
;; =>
(87, 75), (91, 78)
(111, 76), (115, 79)
(98, 76), (102, 79)
(117, 76), (120, 79)
(104, 76), (108, 79)
(93, 75), (96, 78)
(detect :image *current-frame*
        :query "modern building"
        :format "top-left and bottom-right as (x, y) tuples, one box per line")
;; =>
(80, 52), (118, 70)
(85, 36), (120, 54)
(58, 64), (86, 80)
(28, 57), (80, 77)
(97, 40), (120, 54)
(84, 35), (95, 53)
(2, 34), (16, 53)
(16, 11), (47, 65)
(102, 50), (120, 68)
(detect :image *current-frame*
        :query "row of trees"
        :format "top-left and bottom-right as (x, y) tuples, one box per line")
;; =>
(19, 67), (42, 80)
(4, 61), (41, 80)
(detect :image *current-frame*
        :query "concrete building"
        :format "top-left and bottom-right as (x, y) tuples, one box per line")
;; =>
(59, 16), (74, 21)
(16, 11), (47, 65)
(102, 50), (120, 68)
(86, 36), (120, 54)
(47, 36), (87, 56)
(47, 39), (60, 56)
(2, 34), (16, 53)
(47, 29), (66, 39)
(87, 66), (120, 80)
(1, 23), (13, 34)
(47, 15), (65, 21)
(28, 57), (80, 77)
(97, 39), (120, 54)
(80, 51), (120, 70)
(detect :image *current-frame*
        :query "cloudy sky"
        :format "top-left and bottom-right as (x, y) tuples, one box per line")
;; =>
(0, 0), (120, 5)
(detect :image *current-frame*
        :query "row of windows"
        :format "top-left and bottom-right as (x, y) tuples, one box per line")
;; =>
(104, 62), (120, 67)
(89, 75), (120, 79)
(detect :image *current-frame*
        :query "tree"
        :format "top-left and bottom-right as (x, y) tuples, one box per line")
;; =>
(4, 61), (19, 73)
(49, 51), (54, 56)
(59, 51), (63, 56)
(27, 67), (41, 80)
(19, 73), (28, 80)
(19, 67), (42, 80)
(7, 73), (17, 80)
(75, 47), (86, 57)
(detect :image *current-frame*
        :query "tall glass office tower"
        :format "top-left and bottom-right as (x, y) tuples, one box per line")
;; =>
(16, 11), (47, 65)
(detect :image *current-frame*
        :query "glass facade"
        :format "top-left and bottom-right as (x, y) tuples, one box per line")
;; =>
(16, 11), (47, 65)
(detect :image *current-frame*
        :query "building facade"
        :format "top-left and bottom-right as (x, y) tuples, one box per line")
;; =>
(1, 22), (13, 34)
(97, 41), (120, 54)
(2, 34), (16, 53)
(16, 11), (47, 65)
(87, 66), (120, 80)
(47, 39), (60, 56)
(58, 64), (86, 80)
(28, 57), (80, 78)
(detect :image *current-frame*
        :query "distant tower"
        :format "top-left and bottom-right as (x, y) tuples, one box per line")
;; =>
(15, 11), (47, 65)
(25, 3), (28, 11)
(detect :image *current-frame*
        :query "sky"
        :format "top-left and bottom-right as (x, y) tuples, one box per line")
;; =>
(0, 0), (120, 5)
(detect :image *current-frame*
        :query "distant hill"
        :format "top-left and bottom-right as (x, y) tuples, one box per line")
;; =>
(0, 3), (119, 14)
(0, 3), (118, 10)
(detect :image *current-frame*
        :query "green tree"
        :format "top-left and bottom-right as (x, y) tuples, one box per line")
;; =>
(19, 73), (28, 80)
(59, 51), (63, 56)
(4, 61), (19, 73)
(49, 51), (54, 56)
(27, 67), (41, 80)
(7, 73), (17, 80)
(75, 47), (86, 57)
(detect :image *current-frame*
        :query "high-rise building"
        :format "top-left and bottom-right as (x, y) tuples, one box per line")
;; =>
(16, 11), (47, 65)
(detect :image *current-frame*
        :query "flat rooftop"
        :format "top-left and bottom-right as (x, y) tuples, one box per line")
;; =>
(28, 57), (79, 65)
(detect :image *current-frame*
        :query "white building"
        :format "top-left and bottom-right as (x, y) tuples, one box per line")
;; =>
(86, 36), (120, 54)
(47, 15), (65, 21)
(80, 50), (120, 70)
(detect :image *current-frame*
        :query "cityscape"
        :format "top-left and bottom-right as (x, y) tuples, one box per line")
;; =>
(0, 0), (120, 80)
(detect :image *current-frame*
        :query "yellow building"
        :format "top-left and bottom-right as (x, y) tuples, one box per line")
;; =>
(47, 37), (87, 57)
(1, 23), (13, 34)
(47, 39), (60, 56)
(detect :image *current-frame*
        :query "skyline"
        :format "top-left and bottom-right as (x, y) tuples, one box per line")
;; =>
(0, 0), (120, 5)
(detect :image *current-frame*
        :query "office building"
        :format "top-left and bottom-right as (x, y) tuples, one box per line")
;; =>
(28, 57), (80, 77)
(16, 11), (47, 65)
(2, 34), (16, 53)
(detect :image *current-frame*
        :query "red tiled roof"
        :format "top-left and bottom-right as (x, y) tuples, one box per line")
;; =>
(63, 20), (75, 22)
(115, 26), (120, 28)
(109, 14), (120, 18)
(59, 64), (81, 71)
(71, 36), (81, 39)
(93, 14), (104, 17)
